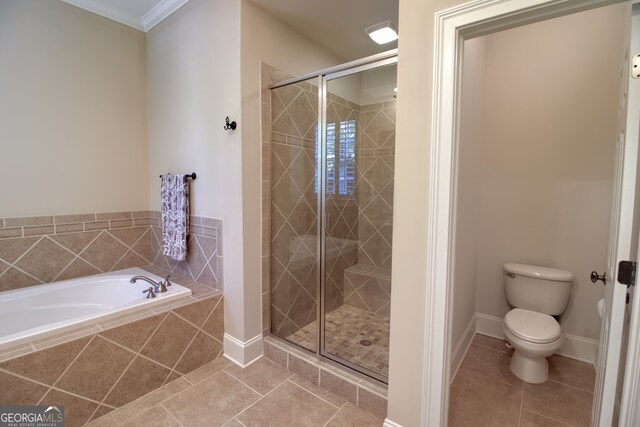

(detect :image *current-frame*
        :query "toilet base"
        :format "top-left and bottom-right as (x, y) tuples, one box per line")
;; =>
(510, 350), (549, 383)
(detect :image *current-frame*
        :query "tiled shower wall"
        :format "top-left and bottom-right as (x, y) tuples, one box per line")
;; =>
(356, 101), (395, 271)
(0, 211), (223, 292)
(267, 70), (320, 341)
(261, 62), (395, 341)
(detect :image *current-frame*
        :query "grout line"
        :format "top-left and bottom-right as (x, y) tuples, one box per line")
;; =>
(234, 417), (249, 427)
(287, 378), (343, 410)
(221, 367), (273, 397)
(230, 375), (288, 421)
(159, 402), (185, 427)
(517, 382), (524, 427)
(1, 367), (115, 409)
(98, 333), (175, 373)
(97, 312), (168, 409)
(36, 386), (52, 406)
(548, 379), (595, 394)
(50, 335), (96, 390)
(322, 401), (348, 427)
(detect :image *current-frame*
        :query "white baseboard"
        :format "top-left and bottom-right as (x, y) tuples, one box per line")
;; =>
(474, 313), (598, 364)
(450, 315), (476, 384)
(383, 419), (403, 427)
(223, 333), (263, 367)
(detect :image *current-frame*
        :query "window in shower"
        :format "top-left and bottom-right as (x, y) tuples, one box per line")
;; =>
(315, 120), (355, 196)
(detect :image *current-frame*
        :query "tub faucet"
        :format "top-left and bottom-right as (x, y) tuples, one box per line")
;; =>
(130, 275), (171, 294)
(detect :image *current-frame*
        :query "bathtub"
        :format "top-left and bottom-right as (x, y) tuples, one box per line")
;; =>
(0, 267), (191, 351)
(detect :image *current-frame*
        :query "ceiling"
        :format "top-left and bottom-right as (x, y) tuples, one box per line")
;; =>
(62, 0), (187, 31)
(62, 0), (399, 60)
(249, 0), (399, 61)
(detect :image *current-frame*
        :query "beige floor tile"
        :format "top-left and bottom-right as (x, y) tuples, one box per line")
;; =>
(520, 410), (572, 426)
(459, 344), (522, 387)
(523, 381), (593, 426)
(163, 371), (260, 427)
(325, 403), (384, 426)
(448, 369), (522, 427)
(184, 357), (232, 384)
(121, 406), (181, 427)
(109, 377), (191, 424)
(84, 413), (116, 427)
(224, 357), (292, 395)
(236, 381), (338, 426)
(472, 334), (512, 354)
(289, 375), (346, 408)
(548, 355), (596, 392)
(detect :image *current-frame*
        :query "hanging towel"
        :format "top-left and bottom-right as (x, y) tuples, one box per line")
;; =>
(161, 174), (190, 261)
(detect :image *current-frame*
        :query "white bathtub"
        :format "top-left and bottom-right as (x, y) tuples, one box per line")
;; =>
(0, 267), (192, 351)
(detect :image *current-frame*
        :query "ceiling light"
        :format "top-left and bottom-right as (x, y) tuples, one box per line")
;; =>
(365, 21), (398, 45)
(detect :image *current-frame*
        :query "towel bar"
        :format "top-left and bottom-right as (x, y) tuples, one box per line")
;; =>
(158, 173), (197, 180)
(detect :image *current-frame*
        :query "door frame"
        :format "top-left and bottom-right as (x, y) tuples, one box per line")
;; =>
(424, 0), (636, 426)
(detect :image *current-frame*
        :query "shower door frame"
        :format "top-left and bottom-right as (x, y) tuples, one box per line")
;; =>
(319, 56), (398, 384)
(269, 50), (398, 383)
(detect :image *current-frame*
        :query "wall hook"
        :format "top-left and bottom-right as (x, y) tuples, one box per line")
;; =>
(224, 117), (237, 131)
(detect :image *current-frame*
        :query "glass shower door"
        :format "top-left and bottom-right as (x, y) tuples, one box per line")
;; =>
(320, 62), (397, 382)
(269, 77), (320, 352)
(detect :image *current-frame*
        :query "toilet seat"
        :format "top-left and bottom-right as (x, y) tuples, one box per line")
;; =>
(504, 308), (561, 344)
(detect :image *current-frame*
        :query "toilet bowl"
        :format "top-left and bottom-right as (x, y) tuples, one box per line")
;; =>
(503, 308), (562, 383)
(502, 263), (573, 383)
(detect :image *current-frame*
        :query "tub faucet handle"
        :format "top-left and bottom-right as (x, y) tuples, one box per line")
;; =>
(164, 275), (172, 287)
(143, 287), (157, 299)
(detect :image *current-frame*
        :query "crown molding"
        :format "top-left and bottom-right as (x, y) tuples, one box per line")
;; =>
(62, 0), (144, 31)
(141, 0), (190, 31)
(61, 0), (190, 32)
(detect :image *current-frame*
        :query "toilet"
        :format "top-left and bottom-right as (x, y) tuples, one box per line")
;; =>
(503, 263), (573, 383)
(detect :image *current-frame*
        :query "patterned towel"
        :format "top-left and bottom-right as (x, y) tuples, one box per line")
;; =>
(161, 174), (190, 261)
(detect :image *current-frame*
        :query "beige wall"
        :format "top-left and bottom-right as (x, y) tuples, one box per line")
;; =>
(473, 6), (623, 342)
(146, 0), (244, 338)
(390, 1), (624, 425)
(451, 36), (486, 356)
(241, 0), (344, 341)
(0, 0), (149, 217)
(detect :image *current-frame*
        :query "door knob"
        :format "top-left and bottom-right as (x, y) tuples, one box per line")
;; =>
(591, 271), (607, 285)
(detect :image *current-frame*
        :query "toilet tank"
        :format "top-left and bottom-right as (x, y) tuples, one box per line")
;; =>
(504, 263), (573, 316)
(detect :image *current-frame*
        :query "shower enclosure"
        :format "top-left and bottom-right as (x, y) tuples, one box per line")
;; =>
(267, 51), (396, 382)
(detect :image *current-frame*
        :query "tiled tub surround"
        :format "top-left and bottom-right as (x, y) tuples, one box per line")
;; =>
(0, 211), (223, 293)
(0, 268), (192, 350)
(0, 272), (224, 427)
(151, 211), (224, 291)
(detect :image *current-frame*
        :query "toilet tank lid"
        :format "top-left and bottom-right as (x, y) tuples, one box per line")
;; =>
(504, 263), (573, 282)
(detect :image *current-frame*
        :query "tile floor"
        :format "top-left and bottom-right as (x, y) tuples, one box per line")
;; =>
(287, 305), (389, 378)
(449, 334), (596, 427)
(87, 356), (384, 427)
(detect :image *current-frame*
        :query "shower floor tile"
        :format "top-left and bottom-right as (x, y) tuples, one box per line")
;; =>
(286, 304), (389, 378)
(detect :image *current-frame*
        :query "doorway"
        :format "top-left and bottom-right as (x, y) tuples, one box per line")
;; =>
(420, 0), (640, 426)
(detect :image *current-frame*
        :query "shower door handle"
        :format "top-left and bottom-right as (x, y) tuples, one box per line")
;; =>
(325, 213), (331, 229)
